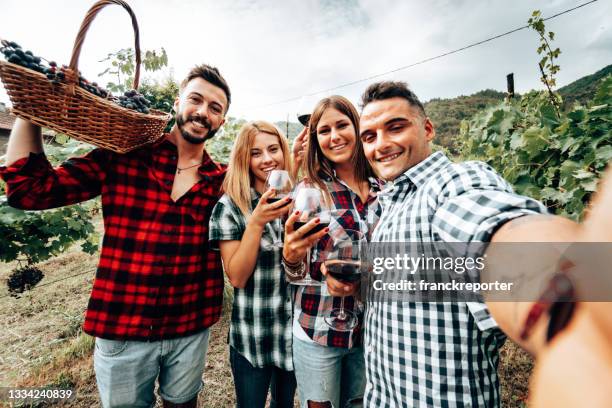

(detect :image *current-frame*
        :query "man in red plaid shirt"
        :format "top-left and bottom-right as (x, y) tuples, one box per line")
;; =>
(0, 64), (231, 408)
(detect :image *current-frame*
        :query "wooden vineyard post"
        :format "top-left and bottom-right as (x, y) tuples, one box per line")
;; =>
(506, 73), (515, 100)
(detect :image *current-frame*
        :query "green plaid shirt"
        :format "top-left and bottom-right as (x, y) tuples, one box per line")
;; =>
(209, 191), (293, 370)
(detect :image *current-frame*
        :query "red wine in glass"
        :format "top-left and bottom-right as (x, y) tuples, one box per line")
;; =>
(289, 186), (328, 286)
(323, 228), (365, 331)
(267, 194), (291, 207)
(265, 171), (293, 248)
(325, 259), (362, 283)
(293, 221), (330, 237)
(298, 114), (311, 126)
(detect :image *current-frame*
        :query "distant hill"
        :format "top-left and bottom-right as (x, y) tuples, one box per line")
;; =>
(424, 64), (611, 153)
(268, 64), (611, 153)
(275, 120), (304, 140)
(558, 64), (612, 109)
(424, 89), (506, 153)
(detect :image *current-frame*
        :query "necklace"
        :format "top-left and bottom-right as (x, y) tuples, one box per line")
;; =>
(176, 163), (200, 174)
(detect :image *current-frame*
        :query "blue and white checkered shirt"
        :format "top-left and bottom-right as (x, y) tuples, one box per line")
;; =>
(364, 151), (547, 407)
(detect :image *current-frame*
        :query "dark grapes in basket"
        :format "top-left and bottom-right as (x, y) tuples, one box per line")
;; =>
(1, 39), (45, 74)
(6, 265), (45, 297)
(117, 89), (151, 114)
(1, 39), (154, 115)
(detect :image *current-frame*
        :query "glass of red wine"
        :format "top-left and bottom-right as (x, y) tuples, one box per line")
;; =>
(297, 113), (311, 127)
(296, 95), (312, 127)
(323, 228), (366, 332)
(289, 186), (330, 286)
(265, 170), (293, 248)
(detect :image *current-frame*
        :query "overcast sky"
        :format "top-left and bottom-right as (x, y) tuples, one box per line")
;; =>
(1, 0), (610, 121)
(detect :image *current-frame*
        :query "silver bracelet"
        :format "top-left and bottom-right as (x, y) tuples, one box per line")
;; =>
(282, 258), (306, 280)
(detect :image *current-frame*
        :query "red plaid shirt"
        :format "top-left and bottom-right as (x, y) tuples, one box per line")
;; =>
(0, 138), (226, 340)
(294, 173), (381, 348)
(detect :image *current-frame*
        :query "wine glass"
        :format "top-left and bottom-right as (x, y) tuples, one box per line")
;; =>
(297, 113), (310, 127)
(323, 228), (366, 332)
(289, 186), (330, 286)
(265, 170), (293, 248)
(296, 96), (312, 127)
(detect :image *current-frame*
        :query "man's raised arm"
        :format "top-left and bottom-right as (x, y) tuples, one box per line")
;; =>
(5, 118), (44, 166)
(485, 215), (580, 355)
(486, 167), (612, 355)
(1, 118), (109, 210)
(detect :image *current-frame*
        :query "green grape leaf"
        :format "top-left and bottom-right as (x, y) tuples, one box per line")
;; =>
(595, 145), (612, 163)
(540, 104), (560, 128)
(520, 126), (549, 157)
(574, 169), (595, 180)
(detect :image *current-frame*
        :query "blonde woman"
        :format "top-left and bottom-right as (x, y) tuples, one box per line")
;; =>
(209, 121), (296, 407)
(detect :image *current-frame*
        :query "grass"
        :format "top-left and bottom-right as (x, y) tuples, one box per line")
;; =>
(0, 245), (533, 407)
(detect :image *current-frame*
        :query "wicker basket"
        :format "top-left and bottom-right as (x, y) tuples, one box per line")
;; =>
(0, 0), (171, 154)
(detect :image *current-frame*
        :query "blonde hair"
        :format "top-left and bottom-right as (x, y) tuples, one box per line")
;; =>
(223, 121), (292, 216)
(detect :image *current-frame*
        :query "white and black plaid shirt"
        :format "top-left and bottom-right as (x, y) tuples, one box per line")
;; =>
(209, 191), (293, 371)
(364, 152), (547, 407)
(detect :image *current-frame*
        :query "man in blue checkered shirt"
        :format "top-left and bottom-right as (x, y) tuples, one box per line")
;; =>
(323, 81), (584, 407)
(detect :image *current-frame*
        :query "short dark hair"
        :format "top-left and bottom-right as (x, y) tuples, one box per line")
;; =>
(181, 64), (231, 112)
(360, 81), (426, 116)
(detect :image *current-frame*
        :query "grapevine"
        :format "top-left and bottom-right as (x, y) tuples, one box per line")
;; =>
(458, 14), (611, 221)
(527, 11), (562, 115)
(458, 76), (611, 221)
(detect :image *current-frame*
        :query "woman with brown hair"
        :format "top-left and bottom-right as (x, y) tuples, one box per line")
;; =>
(282, 95), (381, 407)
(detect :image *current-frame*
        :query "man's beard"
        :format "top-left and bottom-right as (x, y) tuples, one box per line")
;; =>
(175, 112), (219, 144)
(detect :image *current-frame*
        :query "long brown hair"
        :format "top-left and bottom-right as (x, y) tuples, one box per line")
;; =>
(223, 121), (291, 216)
(305, 95), (374, 201)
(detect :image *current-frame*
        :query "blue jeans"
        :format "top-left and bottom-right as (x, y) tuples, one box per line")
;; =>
(229, 346), (296, 408)
(293, 336), (365, 408)
(93, 329), (210, 408)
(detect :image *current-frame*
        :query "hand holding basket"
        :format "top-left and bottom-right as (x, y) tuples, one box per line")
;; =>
(0, 0), (172, 153)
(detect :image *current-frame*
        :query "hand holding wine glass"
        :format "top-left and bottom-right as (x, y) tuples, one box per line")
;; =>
(264, 170), (293, 248)
(291, 126), (309, 176)
(283, 210), (329, 258)
(249, 188), (292, 229)
(291, 126), (309, 159)
(283, 186), (330, 285)
(321, 262), (360, 297)
(322, 229), (366, 332)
